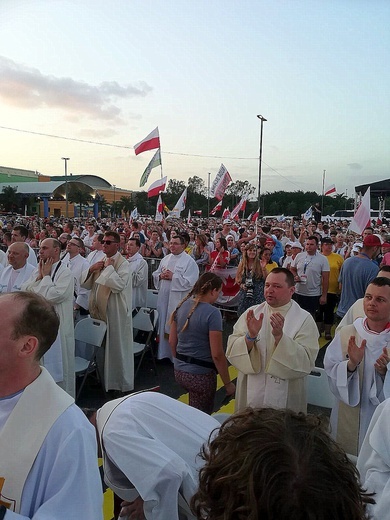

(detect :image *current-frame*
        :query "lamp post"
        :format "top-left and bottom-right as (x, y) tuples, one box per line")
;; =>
(256, 115), (267, 214)
(207, 172), (211, 216)
(113, 184), (116, 218)
(61, 157), (70, 218)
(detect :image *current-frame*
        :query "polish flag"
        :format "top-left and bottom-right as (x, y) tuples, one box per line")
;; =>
(147, 176), (167, 198)
(251, 208), (260, 221)
(155, 194), (164, 222)
(325, 184), (337, 196)
(210, 200), (222, 215)
(222, 207), (230, 219)
(134, 127), (160, 155)
(349, 187), (371, 234)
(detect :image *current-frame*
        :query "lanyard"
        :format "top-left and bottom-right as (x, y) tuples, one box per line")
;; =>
(303, 254), (315, 274)
(51, 261), (62, 282)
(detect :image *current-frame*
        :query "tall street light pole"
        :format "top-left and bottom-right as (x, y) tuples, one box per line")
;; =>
(113, 185), (116, 218)
(257, 115), (267, 215)
(61, 157), (70, 218)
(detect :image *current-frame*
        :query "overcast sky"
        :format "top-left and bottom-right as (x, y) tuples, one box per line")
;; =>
(0, 0), (389, 199)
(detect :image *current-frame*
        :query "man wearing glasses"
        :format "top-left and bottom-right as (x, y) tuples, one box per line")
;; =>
(81, 231), (133, 394)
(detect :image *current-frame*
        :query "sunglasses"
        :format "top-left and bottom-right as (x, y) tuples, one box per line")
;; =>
(102, 240), (118, 245)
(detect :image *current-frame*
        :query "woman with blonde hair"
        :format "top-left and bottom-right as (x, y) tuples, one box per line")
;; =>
(169, 272), (235, 414)
(235, 244), (267, 316)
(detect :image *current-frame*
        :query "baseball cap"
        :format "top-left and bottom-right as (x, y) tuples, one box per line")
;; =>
(291, 241), (303, 250)
(363, 235), (382, 247)
(382, 242), (390, 248)
(223, 219), (232, 225)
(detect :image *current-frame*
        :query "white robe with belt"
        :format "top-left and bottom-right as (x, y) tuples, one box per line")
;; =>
(227, 300), (319, 413)
(153, 252), (199, 360)
(81, 253), (134, 392)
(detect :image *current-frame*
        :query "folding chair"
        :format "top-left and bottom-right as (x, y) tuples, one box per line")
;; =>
(306, 367), (335, 409)
(74, 317), (107, 400)
(133, 307), (159, 379)
(146, 289), (159, 310)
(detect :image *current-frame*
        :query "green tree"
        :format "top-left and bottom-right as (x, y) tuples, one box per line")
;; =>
(67, 187), (93, 217)
(120, 196), (133, 217)
(0, 185), (21, 213)
(165, 179), (186, 207)
(95, 194), (110, 217)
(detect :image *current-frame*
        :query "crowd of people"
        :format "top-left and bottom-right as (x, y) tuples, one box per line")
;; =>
(2, 210), (390, 519)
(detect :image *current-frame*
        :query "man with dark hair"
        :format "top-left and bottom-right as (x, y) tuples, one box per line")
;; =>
(325, 277), (390, 455)
(22, 238), (75, 396)
(86, 233), (105, 264)
(81, 231), (133, 393)
(152, 235), (199, 360)
(11, 225), (37, 267)
(227, 268), (319, 412)
(337, 234), (380, 319)
(66, 237), (89, 319)
(290, 235), (330, 317)
(192, 407), (373, 520)
(0, 292), (102, 519)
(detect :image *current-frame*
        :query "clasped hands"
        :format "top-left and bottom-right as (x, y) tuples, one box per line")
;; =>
(89, 258), (115, 274)
(38, 257), (53, 279)
(160, 269), (173, 280)
(347, 336), (389, 376)
(246, 309), (284, 346)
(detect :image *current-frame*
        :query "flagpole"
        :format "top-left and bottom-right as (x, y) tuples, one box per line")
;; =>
(207, 172), (211, 216)
(159, 145), (163, 179)
(257, 115), (267, 215)
(321, 169), (326, 216)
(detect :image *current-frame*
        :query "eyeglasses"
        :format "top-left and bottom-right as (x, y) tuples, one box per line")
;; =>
(68, 242), (80, 247)
(102, 240), (118, 245)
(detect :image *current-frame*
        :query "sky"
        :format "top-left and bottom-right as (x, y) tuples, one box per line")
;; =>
(0, 0), (389, 201)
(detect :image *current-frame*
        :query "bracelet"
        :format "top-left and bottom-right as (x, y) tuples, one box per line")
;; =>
(245, 332), (258, 342)
(0, 506), (6, 520)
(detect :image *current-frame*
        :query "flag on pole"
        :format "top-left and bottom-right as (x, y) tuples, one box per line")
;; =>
(134, 127), (160, 155)
(170, 188), (187, 218)
(194, 210), (202, 215)
(210, 200), (222, 216)
(230, 196), (247, 220)
(139, 149), (161, 187)
(147, 176), (167, 198)
(164, 203), (171, 214)
(187, 209), (191, 224)
(303, 206), (313, 220)
(222, 207), (230, 219)
(325, 184), (337, 196)
(130, 207), (138, 220)
(251, 208), (260, 222)
(155, 194), (164, 222)
(210, 164), (232, 201)
(349, 188), (371, 234)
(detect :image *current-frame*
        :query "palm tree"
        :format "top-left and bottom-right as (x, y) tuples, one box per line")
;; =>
(0, 185), (21, 213)
(120, 196), (132, 217)
(68, 187), (93, 217)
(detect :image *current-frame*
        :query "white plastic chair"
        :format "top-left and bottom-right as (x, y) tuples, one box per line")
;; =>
(146, 289), (159, 310)
(133, 307), (159, 379)
(306, 367), (335, 409)
(74, 317), (107, 400)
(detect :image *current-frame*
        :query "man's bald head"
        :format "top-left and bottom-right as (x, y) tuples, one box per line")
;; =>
(8, 242), (29, 270)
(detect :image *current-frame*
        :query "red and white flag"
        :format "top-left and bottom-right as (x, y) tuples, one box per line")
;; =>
(349, 187), (371, 234)
(155, 194), (164, 221)
(194, 210), (202, 215)
(325, 184), (337, 196)
(134, 127), (160, 155)
(230, 196), (247, 220)
(147, 176), (167, 198)
(222, 207), (230, 219)
(251, 208), (260, 221)
(210, 200), (222, 215)
(210, 164), (232, 201)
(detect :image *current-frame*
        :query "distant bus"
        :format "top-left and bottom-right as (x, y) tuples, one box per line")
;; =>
(332, 210), (390, 220)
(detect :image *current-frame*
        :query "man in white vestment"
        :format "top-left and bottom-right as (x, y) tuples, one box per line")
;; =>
(65, 237), (90, 318)
(324, 277), (390, 456)
(0, 292), (103, 519)
(126, 237), (148, 310)
(87, 391), (219, 520)
(0, 243), (35, 293)
(227, 268), (319, 413)
(10, 226), (37, 267)
(81, 231), (133, 393)
(0, 249), (7, 268)
(87, 234), (105, 265)
(21, 238), (75, 397)
(153, 235), (199, 360)
(357, 398), (390, 520)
